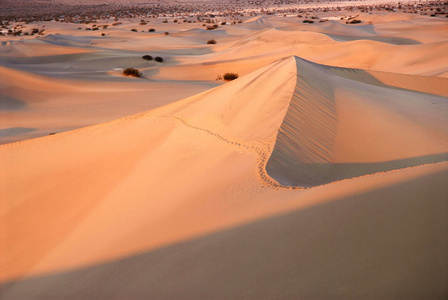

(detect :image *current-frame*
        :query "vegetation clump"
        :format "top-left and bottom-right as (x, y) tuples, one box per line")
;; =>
(142, 55), (153, 60)
(207, 39), (217, 44)
(223, 72), (239, 81)
(149, 28), (155, 32)
(123, 67), (142, 78)
(155, 56), (164, 62)
(206, 24), (219, 30)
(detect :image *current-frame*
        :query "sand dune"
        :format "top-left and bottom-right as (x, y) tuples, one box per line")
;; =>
(1, 4), (448, 298)
(1, 55), (447, 298)
(266, 57), (448, 187)
(2, 12), (447, 144)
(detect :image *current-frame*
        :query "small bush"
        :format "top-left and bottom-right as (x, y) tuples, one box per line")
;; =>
(347, 19), (362, 24)
(149, 28), (155, 32)
(155, 56), (163, 62)
(142, 55), (153, 60)
(131, 28), (137, 32)
(223, 72), (238, 81)
(303, 19), (314, 23)
(207, 39), (217, 44)
(206, 24), (219, 30)
(164, 31), (169, 35)
(123, 67), (142, 77)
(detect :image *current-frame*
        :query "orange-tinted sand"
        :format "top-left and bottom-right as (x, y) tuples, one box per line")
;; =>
(1, 2), (447, 299)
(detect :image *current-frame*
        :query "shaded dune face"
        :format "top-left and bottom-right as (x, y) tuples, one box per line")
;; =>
(266, 59), (337, 186)
(266, 57), (448, 187)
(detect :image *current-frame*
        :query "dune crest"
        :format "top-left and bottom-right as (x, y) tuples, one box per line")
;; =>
(266, 57), (448, 187)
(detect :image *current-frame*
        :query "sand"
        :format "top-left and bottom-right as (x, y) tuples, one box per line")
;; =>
(1, 2), (448, 299)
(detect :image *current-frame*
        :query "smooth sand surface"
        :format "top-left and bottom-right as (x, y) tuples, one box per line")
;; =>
(1, 4), (448, 299)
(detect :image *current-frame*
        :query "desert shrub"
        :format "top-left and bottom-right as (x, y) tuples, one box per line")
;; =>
(303, 19), (314, 23)
(142, 55), (153, 60)
(164, 31), (169, 35)
(223, 72), (238, 81)
(206, 24), (219, 30)
(347, 19), (361, 24)
(123, 67), (142, 77)
(207, 39), (217, 44)
(163, 20), (168, 23)
(155, 56), (163, 62)
(149, 28), (155, 32)
(92, 27), (99, 31)
(101, 33), (105, 36)
(131, 28), (137, 32)
(221, 22), (227, 25)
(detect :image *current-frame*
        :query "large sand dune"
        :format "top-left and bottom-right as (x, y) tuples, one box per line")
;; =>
(1, 55), (447, 299)
(1, 4), (448, 298)
(2, 11), (448, 144)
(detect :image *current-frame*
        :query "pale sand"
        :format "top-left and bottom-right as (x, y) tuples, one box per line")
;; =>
(1, 6), (447, 299)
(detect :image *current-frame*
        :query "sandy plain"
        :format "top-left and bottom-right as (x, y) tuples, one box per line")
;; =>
(1, 0), (448, 298)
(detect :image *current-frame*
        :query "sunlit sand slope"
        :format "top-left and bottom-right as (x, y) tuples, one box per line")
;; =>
(1, 56), (447, 299)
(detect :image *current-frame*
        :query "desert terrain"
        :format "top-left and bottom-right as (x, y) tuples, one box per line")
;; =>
(1, 0), (448, 299)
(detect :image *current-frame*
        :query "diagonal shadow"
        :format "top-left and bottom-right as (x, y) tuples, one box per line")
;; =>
(268, 152), (448, 187)
(1, 166), (447, 299)
(324, 34), (421, 45)
(0, 95), (26, 110)
(0, 127), (36, 137)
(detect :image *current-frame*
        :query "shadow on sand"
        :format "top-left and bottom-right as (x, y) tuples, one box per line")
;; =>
(1, 167), (447, 299)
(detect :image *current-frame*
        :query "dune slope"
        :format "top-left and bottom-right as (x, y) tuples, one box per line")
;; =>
(1, 56), (447, 299)
(266, 57), (448, 187)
